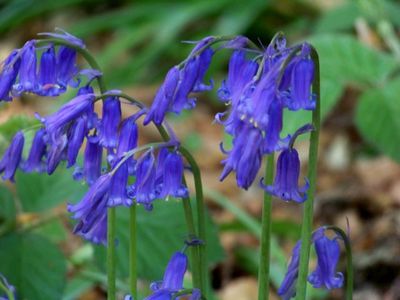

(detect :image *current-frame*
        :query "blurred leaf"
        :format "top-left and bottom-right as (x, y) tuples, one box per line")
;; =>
(33, 219), (67, 243)
(355, 77), (400, 162)
(94, 200), (224, 280)
(62, 273), (96, 300)
(315, 2), (360, 33)
(0, 233), (67, 300)
(0, 115), (37, 140)
(309, 34), (396, 85)
(16, 169), (87, 212)
(0, 185), (15, 220)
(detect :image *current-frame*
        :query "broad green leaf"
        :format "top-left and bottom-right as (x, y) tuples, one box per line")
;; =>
(355, 77), (400, 162)
(309, 34), (396, 85)
(0, 233), (67, 300)
(315, 2), (360, 33)
(0, 185), (16, 234)
(94, 200), (224, 281)
(16, 169), (87, 212)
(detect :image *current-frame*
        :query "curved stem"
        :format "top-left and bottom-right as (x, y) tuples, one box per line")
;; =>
(295, 46), (321, 300)
(107, 207), (116, 300)
(325, 226), (353, 300)
(129, 204), (138, 300)
(257, 154), (275, 300)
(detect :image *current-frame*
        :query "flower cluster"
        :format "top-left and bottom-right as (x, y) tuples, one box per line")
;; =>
(278, 228), (344, 300)
(125, 250), (200, 300)
(0, 30), (190, 246)
(216, 35), (315, 202)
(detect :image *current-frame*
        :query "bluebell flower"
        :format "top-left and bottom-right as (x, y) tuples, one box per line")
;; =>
(84, 136), (103, 186)
(0, 273), (16, 300)
(66, 116), (87, 167)
(0, 131), (24, 182)
(220, 126), (263, 189)
(23, 128), (47, 173)
(157, 149), (188, 199)
(38, 44), (63, 96)
(56, 46), (79, 88)
(143, 66), (180, 126)
(46, 134), (67, 175)
(261, 147), (308, 203)
(284, 44), (315, 111)
(142, 251), (201, 300)
(263, 98), (285, 154)
(0, 50), (21, 101)
(278, 228), (344, 299)
(68, 173), (111, 245)
(134, 151), (157, 210)
(108, 118), (139, 207)
(43, 92), (95, 143)
(38, 28), (85, 49)
(99, 96), (121, 148)
(308, 234), (344, 289)
(12, 40), (38, 95)
(192, 47), (214, 92)
(278, 241), (301, 300)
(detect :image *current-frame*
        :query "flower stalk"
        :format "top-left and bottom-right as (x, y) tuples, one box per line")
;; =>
(257, 153), (275, 300)
(295, 46), (321, 300)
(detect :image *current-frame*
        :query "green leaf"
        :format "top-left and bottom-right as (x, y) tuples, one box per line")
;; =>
(0, 185), (16, 236)
(0, 233), (67, 300)
(94, 200), (224, 281)
(355, 77), (400, 162)
(315, 2), (360, 33)
(16, 169), (87, 212)
(309, 34), (396, 85)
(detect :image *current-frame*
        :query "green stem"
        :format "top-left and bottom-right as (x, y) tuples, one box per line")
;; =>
(0, 278), (14, 300)
(325, 226), (353, 300)
(257, 154), (275, 300)
(295, 47), (321, 300)
(129, 204), (138, 300)
(178, 146), (208, 298)
(107, 207), (116, 300)
(155, 125), (203, 293)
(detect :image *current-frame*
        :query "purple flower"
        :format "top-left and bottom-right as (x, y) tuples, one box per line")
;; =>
(278, 228), (344, 299)
(0, 50), (21, 101)
(43, 92), (95, 142)
(220, 126), (263, 189)
(68, 173), (111, 245)
(284, 44), (315, 111)
(143, 66), (179, 126)
(0, 131), (24, 182)
(192, 47), (214, 92)
(157, 149), (188, 199)
(278, 241), (301, 300)
(57, 46), (79, 88)
(134, 151), (157, 210)
(99, 96), (121, 148)
(38, 44), (63, 96)
(84, 136), (103, 186)
(23, 128), (47, 173)
(12, 40), (38, 95)
(261, 147), (309, 203)
(308, 235), (344, 289)
(38, 28), (85, 49)
(67, 116), (87, 167)
(262, 98), (285, 154)
(46, 134), (67, 175)
(143, 251), (200, 300)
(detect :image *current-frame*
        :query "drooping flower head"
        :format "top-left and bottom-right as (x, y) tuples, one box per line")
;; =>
(0, 50), (21, 102)
(99, 96), (121, 149)
(38, 44), (63, 96)
(83, 136), (103, 186)
(261, 124), (313, 203)
(142, 251), (201, 300)
(134, 150), (157, 210)
(156, 148), (188, 199)
(12, 40), (38, 95)
(278, 228), (345, 300)
(23, 128), (47, 173)
(0, 131), (24, 182)
(144, 36), (217, 126)
(67, 173), (112, 245)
